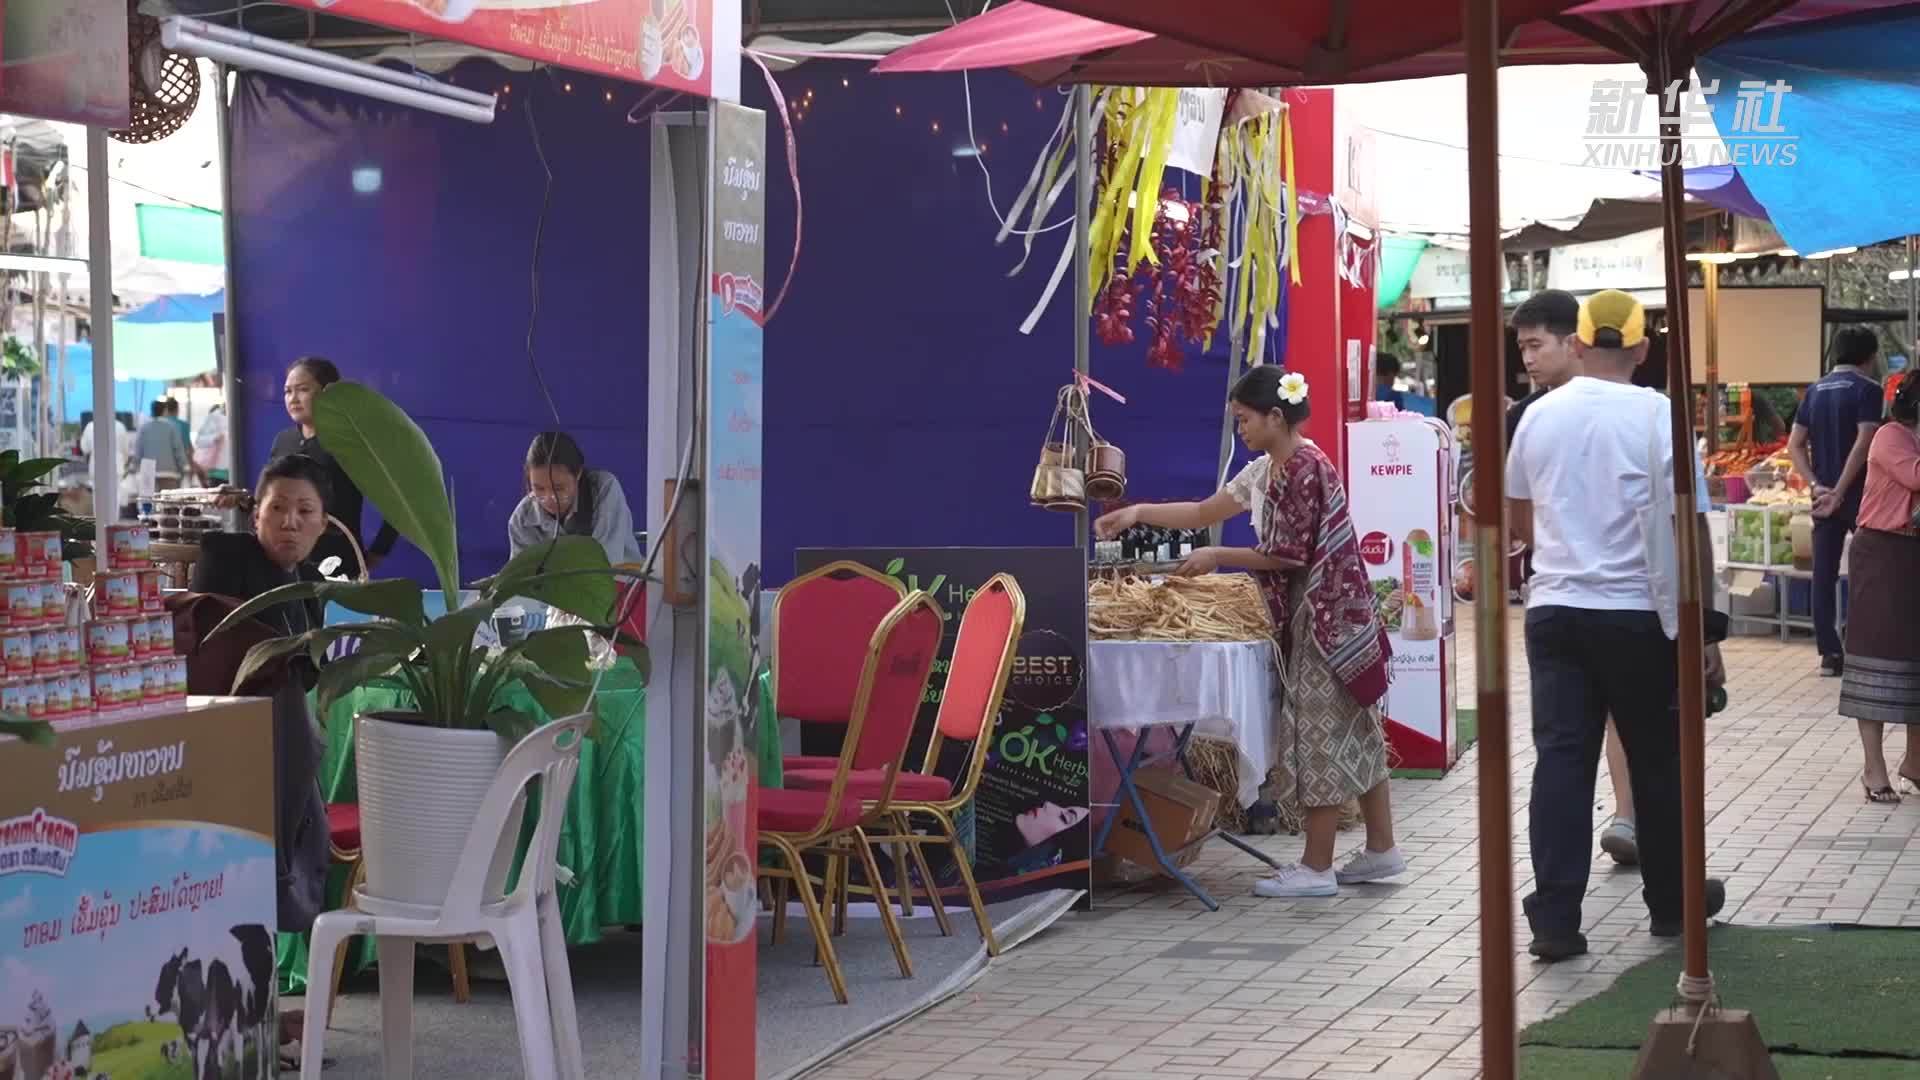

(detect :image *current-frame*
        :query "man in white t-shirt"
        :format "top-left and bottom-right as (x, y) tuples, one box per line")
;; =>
(1506, 289), (1730, 963)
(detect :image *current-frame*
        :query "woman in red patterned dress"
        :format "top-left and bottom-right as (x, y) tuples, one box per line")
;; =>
(1095, 364), (1403, 897)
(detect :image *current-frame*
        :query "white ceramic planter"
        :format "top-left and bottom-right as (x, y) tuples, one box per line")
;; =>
(355, 714), (518, 907)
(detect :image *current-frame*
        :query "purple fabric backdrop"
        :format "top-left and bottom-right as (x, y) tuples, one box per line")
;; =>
(229, 60), (1256, 587)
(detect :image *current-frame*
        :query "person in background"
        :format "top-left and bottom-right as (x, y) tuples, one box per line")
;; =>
(1374, 350), (1406, 409)
(78, 410), (134, 478)
(1505, 290), (1642, 869)
(193, 402), (229, 485)
(1839, 375), (1920, 801)
(507, 431), (643, 566)
(164, 398), (206, 486)
(1789, 326), (1885, 676)
(271, 357), (399, 576)
(1095, 365), (1404, 898)
(133, 398), (191, 491)
(1507, 290), (1729, 961)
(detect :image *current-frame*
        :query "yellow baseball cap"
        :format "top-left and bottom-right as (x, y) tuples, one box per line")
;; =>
(1577, 289), (1647, 348)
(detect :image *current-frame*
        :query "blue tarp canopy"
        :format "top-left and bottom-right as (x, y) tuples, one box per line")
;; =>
(49, 341), (172, 425)
(1703, 8), (1920, 253)
(1635, 165), (1770, 222)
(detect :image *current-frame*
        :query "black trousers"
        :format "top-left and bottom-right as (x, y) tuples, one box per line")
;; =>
(1812, 510), (1856, 659)
(1523, 606), (1684, 938)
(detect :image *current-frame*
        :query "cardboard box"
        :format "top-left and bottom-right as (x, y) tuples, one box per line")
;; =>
(1107, 767), (1222, 875)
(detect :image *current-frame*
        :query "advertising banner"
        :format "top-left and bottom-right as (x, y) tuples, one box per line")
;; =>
(286, 0), (736, 100)
(1345, 418), (1459, 772)
(0, 0), (131, 127)
(701, 99), (764, 1080)
(0, 700), (277, 1080)
(794, 547), (1092, 903)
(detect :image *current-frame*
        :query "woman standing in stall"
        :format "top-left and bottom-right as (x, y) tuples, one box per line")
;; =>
(1094, 364), (1404, 898)
(271, 357), (400, 575)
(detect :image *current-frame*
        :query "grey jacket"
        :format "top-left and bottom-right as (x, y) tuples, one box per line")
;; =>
(507, 468), (643, 566)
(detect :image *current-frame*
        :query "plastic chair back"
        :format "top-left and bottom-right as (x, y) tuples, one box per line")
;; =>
(845, 591), (943, 775)
(438, 714), (590, 923)
(774, 561), (905, 725)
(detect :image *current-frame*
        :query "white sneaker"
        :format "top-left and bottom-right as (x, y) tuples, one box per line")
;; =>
(1252, 863), (1338, 898)
(1335, 845), (1408, 884)
(1600, 817), (1639, 866)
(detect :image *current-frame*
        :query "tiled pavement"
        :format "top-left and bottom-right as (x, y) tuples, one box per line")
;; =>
(811, 614), (1920, 1079)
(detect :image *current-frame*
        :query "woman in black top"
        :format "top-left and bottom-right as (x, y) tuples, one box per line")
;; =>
(270, 357), (399, 575)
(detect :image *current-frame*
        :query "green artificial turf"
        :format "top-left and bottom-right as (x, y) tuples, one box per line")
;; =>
(1520, 1046), (1920, 1079)
(1518, 926), (1920, 1072)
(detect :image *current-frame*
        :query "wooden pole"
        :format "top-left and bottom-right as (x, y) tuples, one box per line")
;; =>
(1703, 260), (1720, 454)
(1652, 27), (1713, 998)
(1465, 0), (1514, 1075)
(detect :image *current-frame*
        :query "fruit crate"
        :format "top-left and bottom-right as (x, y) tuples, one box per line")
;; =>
(1725, 502), (1797, 568)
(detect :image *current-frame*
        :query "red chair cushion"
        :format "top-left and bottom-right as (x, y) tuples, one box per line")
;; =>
(782, 754), (838, 772)
(326, 803), (362, 852)
(848, 599), (943, 772)
(937, 581), (1019, 741)
(783, 768), (954, 802)
(757, 787), (864, 835)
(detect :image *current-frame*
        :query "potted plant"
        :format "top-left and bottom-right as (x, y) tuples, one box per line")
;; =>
(211, 382), (634, 906)
(0, 449), (96, 572)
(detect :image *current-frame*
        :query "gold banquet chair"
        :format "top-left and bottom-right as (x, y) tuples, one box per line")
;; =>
(783, 574), (1025, 956)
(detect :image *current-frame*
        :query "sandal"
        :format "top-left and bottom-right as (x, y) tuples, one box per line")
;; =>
(1898, 768), (1920, 791)
(1864, 779), (1902, 804)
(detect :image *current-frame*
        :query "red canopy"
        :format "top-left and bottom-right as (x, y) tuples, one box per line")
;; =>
(874, 1), (1310, 86)
(1028, 0), (1920, 82)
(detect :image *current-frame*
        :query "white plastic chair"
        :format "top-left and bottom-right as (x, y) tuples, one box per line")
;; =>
(300, 714), (591, 1080)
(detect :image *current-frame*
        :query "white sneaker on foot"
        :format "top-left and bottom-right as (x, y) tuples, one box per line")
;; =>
(1335, 845), (1408, 884)
(1252, 863), (1338, 898)
(1600, 817), (1639, 866)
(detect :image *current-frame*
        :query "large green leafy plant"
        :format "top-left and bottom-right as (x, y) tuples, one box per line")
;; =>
(3, 450), (94, 560)
(210, 383), (632, 738)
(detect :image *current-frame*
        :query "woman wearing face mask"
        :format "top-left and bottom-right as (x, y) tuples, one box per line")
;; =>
(270, 357), (400, 576)
(507, 431), (643, 566)
(1094, 365), (1403, 898)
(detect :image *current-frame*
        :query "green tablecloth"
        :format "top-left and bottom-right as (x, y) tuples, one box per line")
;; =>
(276, 660), (781, 994)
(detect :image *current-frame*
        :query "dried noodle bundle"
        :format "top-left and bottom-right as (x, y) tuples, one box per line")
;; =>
(1089, 573), (1273, 641)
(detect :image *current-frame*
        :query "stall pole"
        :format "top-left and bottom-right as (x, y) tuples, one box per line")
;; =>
(216, 65), (244, 483)
(1703, 259), (1720, 454)
(54, 149), (71, 456)
(642, 110), (709, 1080)
(1465, 0), (1514, 1075)
(1906, 235), (1916, 355)
(86, 127), (117, 526)
(1072, 84), (1092, 553)
(1653, 28), (1714, 1005)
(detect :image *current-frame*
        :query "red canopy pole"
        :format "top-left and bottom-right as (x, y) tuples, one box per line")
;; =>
(1652, 19), (1713, 996)
(1465, 0), (1515, 1074)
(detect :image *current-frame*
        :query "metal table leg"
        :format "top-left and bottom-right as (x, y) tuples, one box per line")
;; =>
(1092, 724), (1220, 911)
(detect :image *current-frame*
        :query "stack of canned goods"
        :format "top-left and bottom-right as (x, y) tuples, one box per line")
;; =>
(0, 521), (191, 727)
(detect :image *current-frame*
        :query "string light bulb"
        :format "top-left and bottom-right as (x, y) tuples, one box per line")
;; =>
(563, 82), (573, 92)
(841, 77), (849, 87)
(1000, 121), (1008, 133)
(931, 120), (940, 133)
(605, 90), (614, 102)
(894, 105), (903, 117)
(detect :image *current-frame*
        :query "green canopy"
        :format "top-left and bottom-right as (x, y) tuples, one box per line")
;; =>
(1377, 234), (1427, 312)
(135, 204), (223, 266)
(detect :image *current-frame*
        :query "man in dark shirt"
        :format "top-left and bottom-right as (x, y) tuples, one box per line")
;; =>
(1374, 351), (1406, 408)
(268, 427), (399, 575)
(1788, 326), (1885, 675)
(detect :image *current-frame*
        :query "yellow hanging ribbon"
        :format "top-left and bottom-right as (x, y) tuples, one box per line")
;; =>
(1283, 107), (1301, 287)
(1126, 89), (1180, 274)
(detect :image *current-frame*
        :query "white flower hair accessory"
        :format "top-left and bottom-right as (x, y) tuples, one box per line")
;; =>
(1278, 372), (1309, 406)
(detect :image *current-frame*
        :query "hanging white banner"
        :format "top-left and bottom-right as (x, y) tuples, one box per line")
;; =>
(1407, 244), (1508, 299)
(1165, 88), (1228, 176)
(1547, 228), (1667, 293)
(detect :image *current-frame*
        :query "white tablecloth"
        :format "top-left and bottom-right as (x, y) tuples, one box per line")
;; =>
(1088, 639), (1280, 806)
